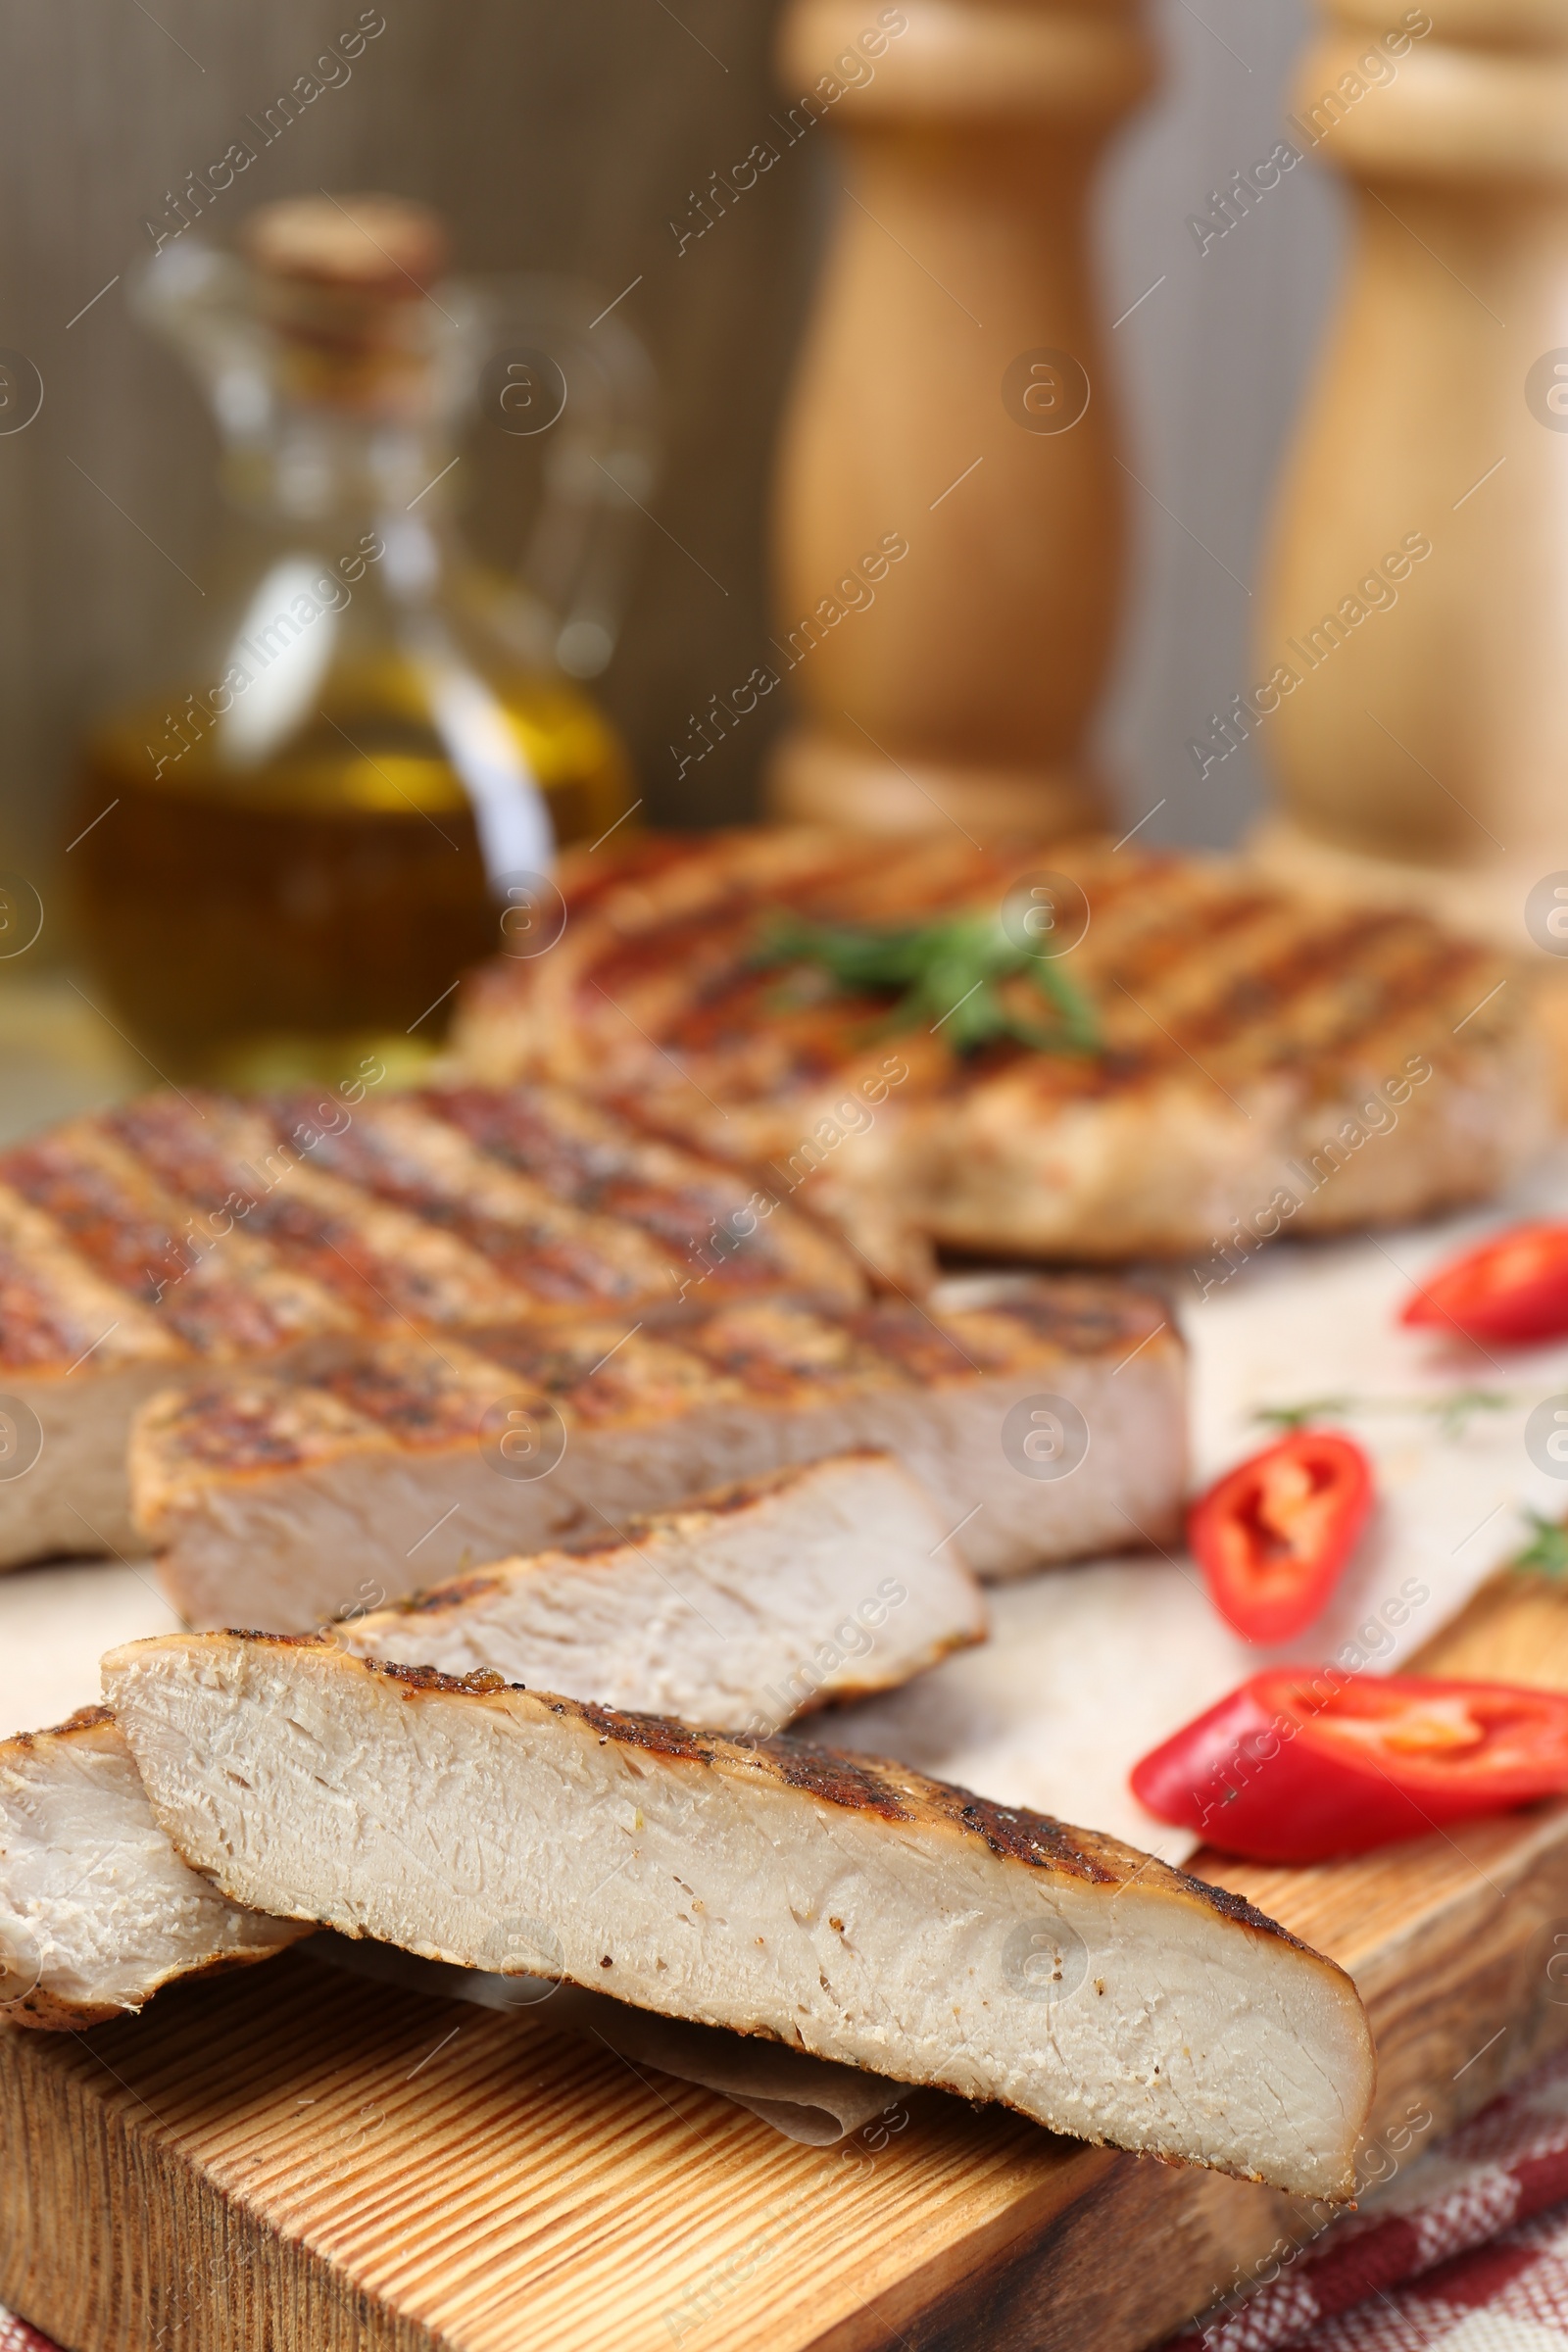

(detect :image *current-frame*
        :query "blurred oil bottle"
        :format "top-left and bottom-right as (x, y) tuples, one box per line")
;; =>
(70, 195), (656, 1085)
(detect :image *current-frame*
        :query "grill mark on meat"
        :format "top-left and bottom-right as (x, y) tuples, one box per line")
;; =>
(257, 1097), (663, 1308)
(471, 1325), (627, 1392)
(143, 1382), (381, 1476)
(148, 1287), (1166, 1485)
(129, 1634), (1261, 1909)
(662, 985), (894, 1089)
(473, 831), (1517, 1101)
(953, 1287), (1159, 1355)
(1092, 886), (1284, 992)
(1182, 1871), (1322, 1948)
(565, 1699), (723, 1764)
(107, 1097), (572, 1326)
(137, 1279), (1175, 1552)
(225, 1628), (343, 1647)
(460, 1324), (735, 1428)
(0, 1134), (311, 1356)
(930, 1792), (1121, 1880)
(425, 1086), (627, 1201)
(558, 832), (704, 918)
(590, 910), (760, 1010)
(581, 1178), (737, 1252)
(357, 1656), (510, 1697)
(0, 1137), (217, 1310)
(420, 1085), (835, 1295)
(0, 1233), (128, 1373)
(9, 1702), (115, 1747)
(1150, 913), (1480, 1059)
(0, 1085), (858, 1378)
(573, 840), (1166, 1073)
(457, 1229), (646, 1303)
(385, 1572), (508, 1615)
(107, 1095), (290, 1217)
(842, 1306), (984, 1384)
(735, 1737), (916, 1820)
(312, 1345), (506, 1446)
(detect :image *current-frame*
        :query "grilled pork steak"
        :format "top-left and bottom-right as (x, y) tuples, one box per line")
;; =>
(130, 1281), (1186, 1631)
(104, 1632), (1377, 2197)
(0, 1706), (309, 2029)
(340, 1453), (985, 1733)
(452, 827), (1548, 1270)
(0, 1082), (858, 1569)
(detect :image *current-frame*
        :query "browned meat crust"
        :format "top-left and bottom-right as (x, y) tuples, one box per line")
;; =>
(0, 1080), (865, 1568)
(132, 1285), (1173, 1519)
(451, 827), (1549, 1263)
(0, 1085), (861, 1389)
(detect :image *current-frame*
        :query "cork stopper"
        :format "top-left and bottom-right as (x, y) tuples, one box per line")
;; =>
(241, 194), (450, 412)
(242, 195), (448, 297)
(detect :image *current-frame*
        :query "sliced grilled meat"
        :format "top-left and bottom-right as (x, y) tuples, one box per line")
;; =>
(1, 1459), (978, 2032)
(103, 1631), (1377, 2198)
(130, 1281), (1186, 1630)
(0, 1706), (309, 2029)
(0, 1082), (859, 1568)
(339, 1452), (985, 1732)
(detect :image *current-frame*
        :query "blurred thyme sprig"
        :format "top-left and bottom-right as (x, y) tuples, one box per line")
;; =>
(1512, 1509), (1568, 1579)
(754, 910), (1102, 1058)
(1254, 1388), (1519, 1440)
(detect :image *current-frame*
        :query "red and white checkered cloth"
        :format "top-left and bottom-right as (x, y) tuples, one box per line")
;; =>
(1166, 2043), (1568, 2350)
(9, 2047), (1568, 2351)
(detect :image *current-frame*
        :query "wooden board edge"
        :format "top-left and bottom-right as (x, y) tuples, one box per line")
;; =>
(0, 2019), (445, 2352)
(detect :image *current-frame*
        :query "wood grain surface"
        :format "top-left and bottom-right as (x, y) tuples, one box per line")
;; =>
(5, 1562), (1568, 2352)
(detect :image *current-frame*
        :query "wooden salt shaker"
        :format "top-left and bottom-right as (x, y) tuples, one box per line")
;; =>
(1250, 0), (1568, 997)
(764, 0), (1155, 838)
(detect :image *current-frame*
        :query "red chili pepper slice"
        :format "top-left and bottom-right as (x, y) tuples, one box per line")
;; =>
(1401, 1221), (1568, 1346)
(1188, 1431), (1373, 1645)
(1131, 1670), (1568, 1864)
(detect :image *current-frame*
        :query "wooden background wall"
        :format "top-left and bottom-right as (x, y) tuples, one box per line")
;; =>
(0, 0), (1341, 930)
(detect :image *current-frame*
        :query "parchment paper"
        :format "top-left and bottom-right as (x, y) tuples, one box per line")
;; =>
(308, 1930), (906, 2143)
(838, 1146), (1568, 1862)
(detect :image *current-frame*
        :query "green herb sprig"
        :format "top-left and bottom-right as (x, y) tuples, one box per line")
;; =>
(1254, 1389), (1518, 1441)
(1512, 1509), (1568, 1579)
(755, 911), (1102, 1057)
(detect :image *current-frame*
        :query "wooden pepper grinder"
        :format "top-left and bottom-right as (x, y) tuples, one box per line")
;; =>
(1251, 0), (1568, 984)
(764, 0), (1155, 838)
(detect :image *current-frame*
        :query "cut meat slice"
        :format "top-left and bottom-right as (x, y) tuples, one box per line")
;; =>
(0, 1184), (186, 1562)
(339, 1453), (986, 1733)
(0, 1080), (861, 1571)
(103, 1632), (1378, 2198)
(0, 1461), (975, 2034)
(129, 1279), (1187, 1632)
(0, 1706), (309, 2029)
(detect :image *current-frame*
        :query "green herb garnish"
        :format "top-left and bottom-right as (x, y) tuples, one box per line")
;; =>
(1253, 1396), (1358, 1433)
(1513, 1509), (1568, 1579)
(755, 911), (1102, 1057)
(1254, 1389), (1517, 1440)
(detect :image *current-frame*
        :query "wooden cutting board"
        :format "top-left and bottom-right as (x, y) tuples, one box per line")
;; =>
(7, 1567), (1568, 2352)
